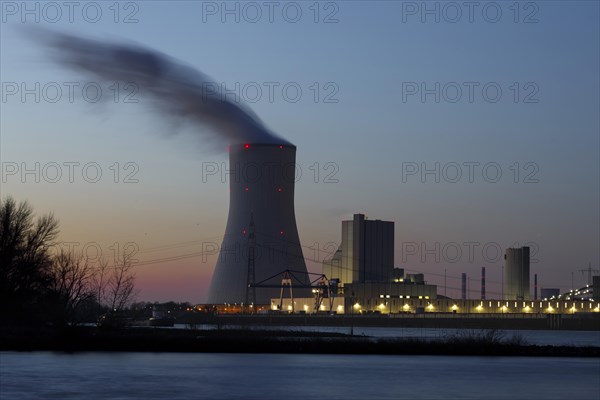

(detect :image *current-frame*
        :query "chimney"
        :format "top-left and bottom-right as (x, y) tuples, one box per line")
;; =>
(481, 267), (486, 300)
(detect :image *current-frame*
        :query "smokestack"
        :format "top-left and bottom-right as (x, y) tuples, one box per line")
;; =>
(207, 144), (309, 304)
(461, 273), (467, 300)
(534, 273), (538, 300)
(481, 267), (486, 300)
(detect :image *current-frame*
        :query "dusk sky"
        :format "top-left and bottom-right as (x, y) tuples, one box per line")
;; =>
(1, 1), (598, 303)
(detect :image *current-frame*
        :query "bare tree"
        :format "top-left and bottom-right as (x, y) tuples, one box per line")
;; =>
(106, 251), (137, 313)
(49, 245), (139, 326)
(93, 257), (110, 312)
(49, 250), (96, 325)
(94, 252), (138, 327)
(0, 197), (59, 319)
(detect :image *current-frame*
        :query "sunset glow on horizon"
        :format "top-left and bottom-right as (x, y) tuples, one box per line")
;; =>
(1, 1), (598, 304)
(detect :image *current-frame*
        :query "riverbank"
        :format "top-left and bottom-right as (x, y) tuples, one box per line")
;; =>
(181, 312), (600, 331)
(1, 326), (598, 357)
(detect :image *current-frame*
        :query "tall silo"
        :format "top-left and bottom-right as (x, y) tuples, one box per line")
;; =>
(207, 143), (309, 304)
(504, 246), (530, 300)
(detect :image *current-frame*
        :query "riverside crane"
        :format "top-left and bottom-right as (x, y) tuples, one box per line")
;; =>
(250, 269), (338, 313)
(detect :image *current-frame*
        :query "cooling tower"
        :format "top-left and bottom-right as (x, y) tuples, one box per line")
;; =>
(207, 143), (309, 304)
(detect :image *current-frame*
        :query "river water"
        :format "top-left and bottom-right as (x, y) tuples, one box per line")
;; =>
(1, 352), (598, 399)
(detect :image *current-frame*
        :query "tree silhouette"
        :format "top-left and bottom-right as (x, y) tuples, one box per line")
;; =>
(0, 197), (59, 321)
(95, 252), (138, 327)
(48, 249), (97, 325)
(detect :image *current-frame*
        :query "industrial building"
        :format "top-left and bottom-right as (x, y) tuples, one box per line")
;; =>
(504, 246), (530, 300)
(275, 297), (600, 314)
(322, 214), (394, 284)
(319, 213), (437, 301)
(260, 211), (599, 316)
(274, 213), (438, 313)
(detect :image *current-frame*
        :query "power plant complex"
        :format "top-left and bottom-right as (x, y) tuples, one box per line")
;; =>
(36, 28), (597, 318)
(205, 142), (599, 315)
(275, 231), (600, 315)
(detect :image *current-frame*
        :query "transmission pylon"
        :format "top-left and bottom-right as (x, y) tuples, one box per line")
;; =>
(245, 212), (256, 311)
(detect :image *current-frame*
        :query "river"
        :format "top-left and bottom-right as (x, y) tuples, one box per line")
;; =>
(1, 352), (598, 399)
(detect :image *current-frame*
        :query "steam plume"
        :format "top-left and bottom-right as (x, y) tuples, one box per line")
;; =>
(33, 30), (290, 146)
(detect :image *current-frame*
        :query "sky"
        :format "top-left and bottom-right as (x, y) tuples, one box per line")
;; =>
(1, 1), (598, 303)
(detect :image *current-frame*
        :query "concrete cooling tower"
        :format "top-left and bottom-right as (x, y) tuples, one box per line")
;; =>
(207, 143), (309, 304)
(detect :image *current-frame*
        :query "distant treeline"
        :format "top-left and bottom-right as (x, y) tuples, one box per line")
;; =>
(0, 197), (136, 327)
